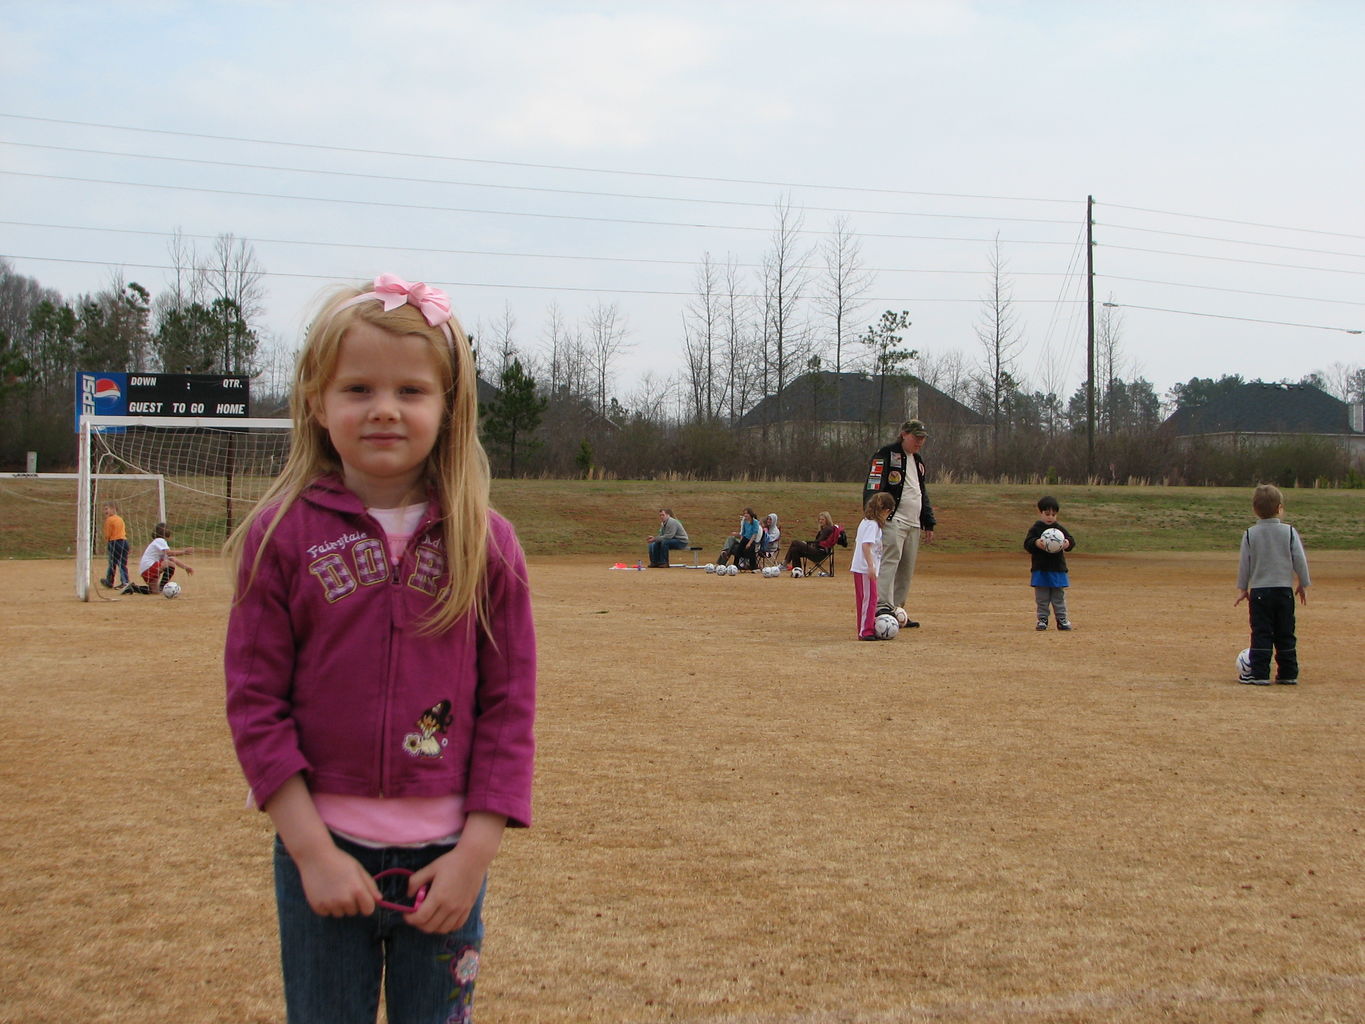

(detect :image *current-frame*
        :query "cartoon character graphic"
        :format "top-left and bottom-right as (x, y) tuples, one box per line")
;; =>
(402, 699), (453, 759)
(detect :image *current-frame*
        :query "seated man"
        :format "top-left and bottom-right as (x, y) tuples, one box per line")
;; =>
(645, 508), (689, 567)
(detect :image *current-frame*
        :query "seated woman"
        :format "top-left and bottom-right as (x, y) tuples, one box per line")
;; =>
(731, 507), (763, 570)
(757, 513), (781, 564)
(781, 511), (835, 571)
(716, 507), (760, 568)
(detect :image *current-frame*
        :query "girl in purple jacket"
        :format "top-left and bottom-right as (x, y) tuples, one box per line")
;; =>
(225, 275), (536, 1024)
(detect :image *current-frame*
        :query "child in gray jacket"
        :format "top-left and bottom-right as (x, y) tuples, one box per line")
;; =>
(1234, 484), (1310, 685)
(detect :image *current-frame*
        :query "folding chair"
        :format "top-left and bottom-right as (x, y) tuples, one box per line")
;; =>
(756, 535), (781, 571)
(796, 523), (846, 577)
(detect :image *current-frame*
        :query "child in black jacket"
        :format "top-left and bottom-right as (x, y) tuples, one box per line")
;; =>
(1024, 495), (1077, 631)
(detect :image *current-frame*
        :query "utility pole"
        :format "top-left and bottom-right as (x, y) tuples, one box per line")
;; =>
(1086, 195), (1095, 478)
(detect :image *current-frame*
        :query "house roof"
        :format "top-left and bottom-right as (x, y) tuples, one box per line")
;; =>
(737, 371), (988, 429)
(1160, 382), (1358, 436)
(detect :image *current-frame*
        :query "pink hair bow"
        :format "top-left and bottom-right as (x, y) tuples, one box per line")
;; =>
(371, 273), (452, 329)
(338, 273), (455, 345)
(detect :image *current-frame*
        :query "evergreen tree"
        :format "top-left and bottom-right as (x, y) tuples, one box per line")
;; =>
(860, 310), (915, 438)
(482, 359), (547, 477)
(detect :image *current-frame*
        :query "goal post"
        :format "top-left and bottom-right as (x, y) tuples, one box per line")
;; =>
(75, 414), (292, 600)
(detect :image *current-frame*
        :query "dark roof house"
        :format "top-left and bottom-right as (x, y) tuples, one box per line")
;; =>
(1159, 382), (1365, 460)
(737, 371), (988, 440)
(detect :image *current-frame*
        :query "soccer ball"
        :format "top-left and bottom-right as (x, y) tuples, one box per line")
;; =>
(727, 564), (739, 576)
(161, 581), (181, 599)
(1040, 528), (1066, 554)
(705, 563), (715, 573)
(874, 613), (900, 640)
(894, 607), (909, 628)
(1236, 648), (1252, 678)
(791, 567), (804, 579)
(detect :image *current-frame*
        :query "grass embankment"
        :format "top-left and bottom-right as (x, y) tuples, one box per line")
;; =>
(495, 480), (1365, 557)
(3, 479), (1362, 560)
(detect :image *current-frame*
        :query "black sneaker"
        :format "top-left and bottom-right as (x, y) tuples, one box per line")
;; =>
(1057, 621), (1073, 631)
(1036, 621), (1048, 631)
(1239, 674), (1271, 686)
(1275, 678), (1298, 685)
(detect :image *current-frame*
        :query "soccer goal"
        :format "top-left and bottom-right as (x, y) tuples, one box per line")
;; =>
(75, 414), (292, 600)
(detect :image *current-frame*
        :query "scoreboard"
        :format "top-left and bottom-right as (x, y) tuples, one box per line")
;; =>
(75, 372), (251, 430)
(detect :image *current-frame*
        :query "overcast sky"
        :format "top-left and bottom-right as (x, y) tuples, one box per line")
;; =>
(2, 1), (1361, 411)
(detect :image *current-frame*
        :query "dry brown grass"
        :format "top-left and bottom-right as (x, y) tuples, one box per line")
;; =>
(1, 552), (1362, 1023)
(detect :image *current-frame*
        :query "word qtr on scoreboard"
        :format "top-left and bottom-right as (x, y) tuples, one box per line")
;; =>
(75, 372), (251, 429)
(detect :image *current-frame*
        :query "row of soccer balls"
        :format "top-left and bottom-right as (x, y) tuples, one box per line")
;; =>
(704, 563), (812, 578)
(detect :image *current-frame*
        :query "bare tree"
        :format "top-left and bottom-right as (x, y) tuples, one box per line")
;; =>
(197, 233), (265, 323)
(1302, 361), (1363, 402)
(583, 301), (630, 414)
(191, 233), (266, 374)
(918, 348), (975, 409)
(487, 301), (519, 380)
(762, 196), (811, 429)
(974, 236), (1025, 453)
(683, 252), (724, 421)
(541, 302), (576, 397)
(718, 257), (749, 422)
(1095, 295), (1127, 435)
(815, 216), (873, 374)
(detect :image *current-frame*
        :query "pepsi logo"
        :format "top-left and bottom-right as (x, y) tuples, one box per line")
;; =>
(93, 378), (122, 408)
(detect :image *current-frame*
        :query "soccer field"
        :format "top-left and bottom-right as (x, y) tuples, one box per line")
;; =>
(2, 551), (1362, 1022)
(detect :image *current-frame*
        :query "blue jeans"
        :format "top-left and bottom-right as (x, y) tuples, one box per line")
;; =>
(103, 539), (129, 586)
(648, 537), (688, 565)
(274, 834), (486, 1024)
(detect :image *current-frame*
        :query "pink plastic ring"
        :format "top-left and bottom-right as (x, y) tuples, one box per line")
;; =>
(373, 868), (429, 913)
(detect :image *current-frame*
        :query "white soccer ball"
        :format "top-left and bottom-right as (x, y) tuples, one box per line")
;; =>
(791, 566), (803, 579)
(161, 581), (181, 599)
(1236, 648), (1252, 678)
(727, 564), (739, 576)
(894, 607), (909, 628)
(1040, 527), (1066, 554)
(705, 563), (716, 573)
(874, 613), (900, 640)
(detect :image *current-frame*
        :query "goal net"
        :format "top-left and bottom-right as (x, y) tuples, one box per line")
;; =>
(75, 415), (292, 600)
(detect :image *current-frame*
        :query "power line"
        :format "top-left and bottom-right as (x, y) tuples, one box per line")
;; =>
(0, 170), (1079, 245)
(0, 112), (1079, 205)
(1100, 274), (1365, 307)
(1096, 220), (1365, 260)
(0, 219), (1072, 277)
(1099, 243), (1365, 276)
(1099, 201), (1365, 242)
(0, 252), (1089, 304)
(0, 140), (1078, 226)
(0, 171), (1081, 247)
(1100, 302), (1361, 334)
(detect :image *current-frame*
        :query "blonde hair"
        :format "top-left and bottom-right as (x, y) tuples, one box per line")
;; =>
(224, 282), (492, 635)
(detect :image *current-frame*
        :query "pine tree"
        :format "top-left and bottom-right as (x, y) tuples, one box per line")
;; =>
(482, 359), (547, 477)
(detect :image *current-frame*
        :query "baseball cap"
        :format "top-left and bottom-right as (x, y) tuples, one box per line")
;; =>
(900, 419), (929, 437)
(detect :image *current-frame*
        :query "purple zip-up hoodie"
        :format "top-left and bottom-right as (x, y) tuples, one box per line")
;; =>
(225, 475), (536, 828)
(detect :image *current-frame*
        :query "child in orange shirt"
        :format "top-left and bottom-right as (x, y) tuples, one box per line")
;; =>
(100, 503), (130, 589)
